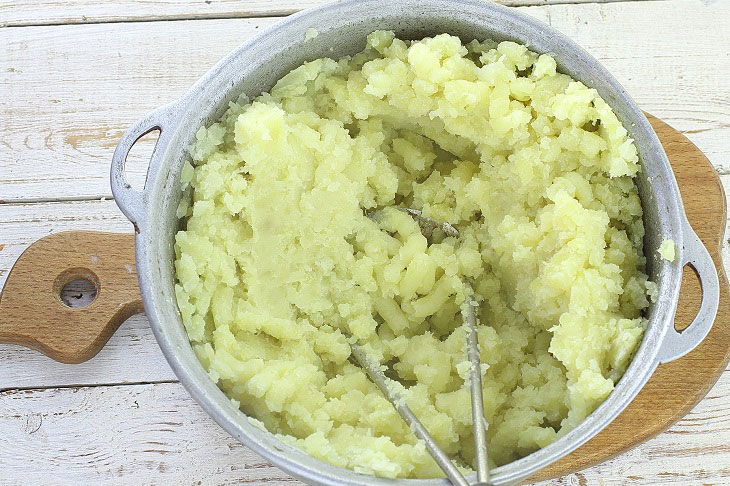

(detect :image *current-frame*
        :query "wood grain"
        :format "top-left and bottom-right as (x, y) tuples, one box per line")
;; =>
(0, 116), (727, 482)
(0, 231), (142, 363)
(2, 1), (729, 201)
(0, 0), (646, 27)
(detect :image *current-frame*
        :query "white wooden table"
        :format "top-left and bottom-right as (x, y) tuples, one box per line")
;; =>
(1, 0), (729, 484)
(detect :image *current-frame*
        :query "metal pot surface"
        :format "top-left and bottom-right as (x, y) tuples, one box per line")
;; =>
(111, 1), (719, 484)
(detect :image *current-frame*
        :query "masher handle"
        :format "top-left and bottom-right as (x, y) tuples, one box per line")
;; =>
(350, 344), (471, 486)
(464, 297), (492, 485)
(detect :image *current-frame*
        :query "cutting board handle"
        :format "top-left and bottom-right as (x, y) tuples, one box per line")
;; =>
(0, 231), (142, 364)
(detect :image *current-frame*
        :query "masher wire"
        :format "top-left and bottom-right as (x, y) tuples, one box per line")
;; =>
(355, 208), (493, 485)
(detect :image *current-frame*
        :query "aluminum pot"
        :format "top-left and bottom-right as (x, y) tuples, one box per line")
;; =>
(110, 0), (720, 484)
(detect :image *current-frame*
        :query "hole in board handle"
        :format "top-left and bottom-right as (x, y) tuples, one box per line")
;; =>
(53, 268), (100, 310)
(60, 279), (98, 309)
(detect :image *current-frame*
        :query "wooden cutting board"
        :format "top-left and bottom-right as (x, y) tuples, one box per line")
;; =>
(0, 114), (727, 481)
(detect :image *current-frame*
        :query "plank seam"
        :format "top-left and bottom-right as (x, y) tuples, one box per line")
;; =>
(0, 196), (114, 205)
(0, 10), (294, 28)
(0, 378), (179, 394)
(0, 0), (666, 29)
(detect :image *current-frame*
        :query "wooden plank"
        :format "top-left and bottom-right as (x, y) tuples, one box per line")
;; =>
(0, 382), (298, 485)
(0, 17), (278, 202)
(0, 373), (727, 485)
(2, 1), (729, 201)
(0, 0), (650, 28)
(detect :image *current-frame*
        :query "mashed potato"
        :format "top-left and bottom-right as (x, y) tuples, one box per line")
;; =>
(658, 239), (676, 262)
(174, 31), (652, 478)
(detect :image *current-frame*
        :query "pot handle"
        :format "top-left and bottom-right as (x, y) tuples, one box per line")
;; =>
(656, 220), (720, 364)
(111, 102), (179, 231)
(0, 231), (142, 364)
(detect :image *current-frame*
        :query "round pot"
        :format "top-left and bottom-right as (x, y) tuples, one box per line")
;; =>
(111, 0), (720, 484)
